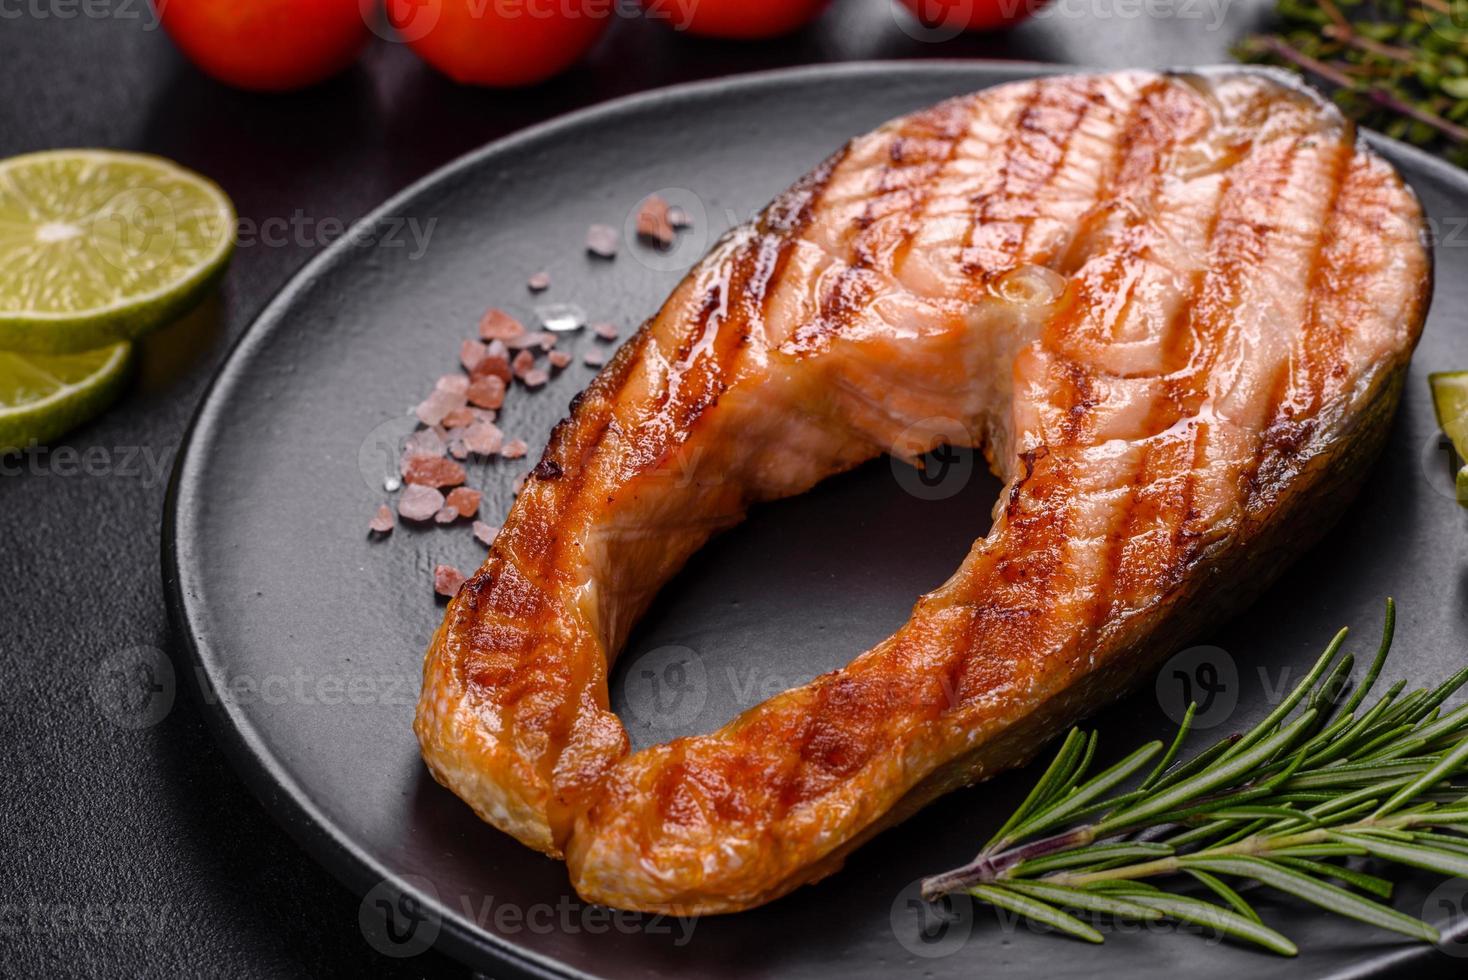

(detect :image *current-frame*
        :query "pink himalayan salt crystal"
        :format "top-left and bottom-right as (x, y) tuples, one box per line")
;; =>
(446, 487), (481, 519)
(448, 439), (468, 460)
(479, 308), (525, 342)
(548, 350), (571, 370)
(502, 438), (528, 459)
(521, 368), (549, 389)
(586, 223), (618, 258)
(436, 374), (469, 394)
(511, 349), (536, 378)
(471, 341), (513, 382)
(415, 387), (466, 427)
(592, 322), (618, 341)
(398, 485), (444, 522)
(434, 506), (459, 524)
(527, 271), (550, 292)
(636, 195), (675, 249)
(460, 339), (487, 372)
(463, 421), (503, 456)
(434, 564), (466, 598)
(472, 521), (499, 546)
(471, 407), (496, 423)
(505, 331), (550, 351)
(441, 407), (475, 429)
(404, 427), (445, 459)
(402, 455), (466, 488)
(583, 349), (606, 368)
(368, 504), (394, 535)
(466, 375), (505, 410)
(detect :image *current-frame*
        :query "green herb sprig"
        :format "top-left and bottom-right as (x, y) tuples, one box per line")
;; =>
(1238, 0), (1468, 166)
(922, 600), (1468, 955)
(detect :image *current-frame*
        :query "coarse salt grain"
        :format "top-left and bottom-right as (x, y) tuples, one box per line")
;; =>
(399, 485), (445, 522)
(512, 349), (536, 378)
(586, 224), (618, 258)
(434, 564), (466, 597)
(536, 303), (585, 333)
(368, 504), (394, 534)
(479, 308), (525, 341)
(404, 427), (446, 459)
(637, 194), (675, 249)
(502, 438), (528, 459)
(464, 421), (504, 456)
(446, 487), (481, 519)
(402, 455), (467, 488)
(472, 521), (499, 546)
(415, 388), (466, 427)
(460, 339), (487, 371)
(441, 407), (475, 429)
(466, 375), (506, 409)
(548, 350), (571, 369)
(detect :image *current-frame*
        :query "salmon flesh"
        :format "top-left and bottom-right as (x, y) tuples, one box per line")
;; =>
(415, 68), (1431, 915)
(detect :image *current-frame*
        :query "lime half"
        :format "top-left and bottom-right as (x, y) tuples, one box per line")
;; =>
(1429, 371), (1468, 505)
(0, 342), (131, 451)
(0, 149), (234, 355)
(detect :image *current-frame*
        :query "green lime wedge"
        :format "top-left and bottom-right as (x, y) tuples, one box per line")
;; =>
(0, 342), (132, 451)
(1429, 371), (1468, 506)
(0, 149), (234, 355)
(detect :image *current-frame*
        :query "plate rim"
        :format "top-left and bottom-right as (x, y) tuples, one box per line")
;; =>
(161, 59), (1466, 980)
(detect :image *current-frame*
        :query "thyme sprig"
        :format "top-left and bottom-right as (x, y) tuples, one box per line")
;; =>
(1237, 0), (1468, 165)
(923, 600), (1468, 955)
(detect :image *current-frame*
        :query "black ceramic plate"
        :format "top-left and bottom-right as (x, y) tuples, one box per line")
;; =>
(164, 62), (1468, 979)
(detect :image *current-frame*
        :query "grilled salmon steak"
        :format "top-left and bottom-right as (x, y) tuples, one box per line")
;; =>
(415, 68), (1430, 914)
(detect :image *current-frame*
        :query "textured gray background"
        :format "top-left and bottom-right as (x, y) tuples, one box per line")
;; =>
(10, 1), (1459, 978)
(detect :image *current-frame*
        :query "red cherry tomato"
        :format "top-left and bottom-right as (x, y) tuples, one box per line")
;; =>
(386, 0), (610, 87)
(896, 0), (1047, 32)
(641, 0), (829, 39)
(153, 0), (369, 92)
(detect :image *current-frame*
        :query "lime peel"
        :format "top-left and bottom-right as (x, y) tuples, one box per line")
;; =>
(0, 149), (235, 355)
(0, 342), (132, 451)
(1429, 371), (1468, 506)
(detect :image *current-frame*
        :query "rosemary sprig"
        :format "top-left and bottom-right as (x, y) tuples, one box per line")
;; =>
(1237, 0), (1468, 166)
(922, 599), (1468, 955)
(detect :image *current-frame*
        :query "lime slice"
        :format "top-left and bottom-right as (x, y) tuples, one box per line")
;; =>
(0, 149), (234, 355)
(0, 342), (131, 451)
(1429, 371), (1468, 506)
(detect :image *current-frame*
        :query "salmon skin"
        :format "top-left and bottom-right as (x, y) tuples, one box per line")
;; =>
(415, 68), (1430, 915)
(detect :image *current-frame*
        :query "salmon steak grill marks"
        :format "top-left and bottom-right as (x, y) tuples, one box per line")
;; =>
(414, 68), (1431, 915)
